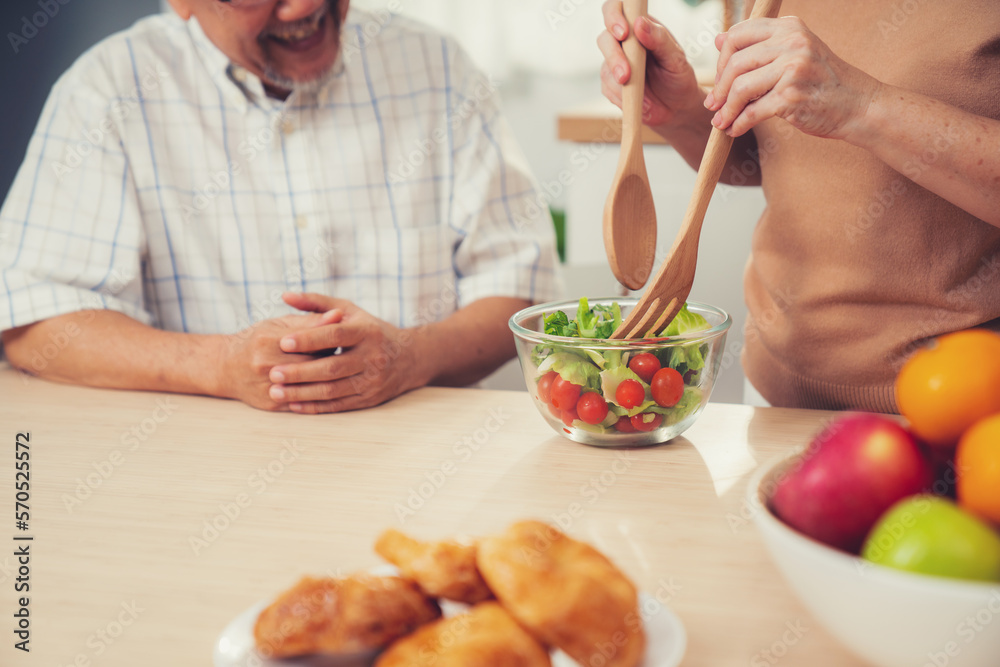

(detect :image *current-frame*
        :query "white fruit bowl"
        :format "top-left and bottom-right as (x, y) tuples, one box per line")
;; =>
(749, 451), (1000, 667)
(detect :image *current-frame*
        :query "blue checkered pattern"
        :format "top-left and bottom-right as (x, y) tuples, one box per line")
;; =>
(0, 9), (561, 336)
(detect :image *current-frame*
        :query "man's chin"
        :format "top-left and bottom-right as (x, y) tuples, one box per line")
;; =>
(262, 61), (339, 96)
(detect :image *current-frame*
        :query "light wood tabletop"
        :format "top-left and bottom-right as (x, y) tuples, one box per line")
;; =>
(0, 363), (861, 666)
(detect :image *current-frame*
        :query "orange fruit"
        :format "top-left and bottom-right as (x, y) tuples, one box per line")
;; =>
(896, 329), (1000, 449)
(956, 414), (1000, 524)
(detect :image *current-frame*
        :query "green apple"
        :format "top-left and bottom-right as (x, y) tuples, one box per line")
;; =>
(862, 495), (1000, 582)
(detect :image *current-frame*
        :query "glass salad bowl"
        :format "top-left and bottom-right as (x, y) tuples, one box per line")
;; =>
(509, 298), (731, 447)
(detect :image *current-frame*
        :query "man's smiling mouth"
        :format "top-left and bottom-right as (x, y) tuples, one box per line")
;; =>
(264, 6), (328, 45)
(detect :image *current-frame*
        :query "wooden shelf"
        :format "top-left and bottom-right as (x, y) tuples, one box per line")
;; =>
(558, 99), (668, 145)
(558, 71), (715, 145)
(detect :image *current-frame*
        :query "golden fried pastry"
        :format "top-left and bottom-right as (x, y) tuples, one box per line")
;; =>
(375, 601), (551, 667)
(476, 520), (645, 667)
(253, 574), (441, 659)
(375, 528), (493, 604)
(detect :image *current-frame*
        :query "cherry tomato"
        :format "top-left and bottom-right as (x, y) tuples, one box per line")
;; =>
(550, 376), (582, 411)
(614, 416), (638, 433)
(615, 379), (645, 409)
(651, 367), (684, 407)
(561, 408), (578, 427)
(576, 392), (609, 425)
(628, 353), (661, 384)
(631, 413), (664, 432)
(548, 403), (561, 419)
(537, 371), (557, 404)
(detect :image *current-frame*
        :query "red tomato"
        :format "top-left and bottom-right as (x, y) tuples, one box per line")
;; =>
(628, 353), (661, 384)
(615, 379), (645, 409)
(561, 408), (578, 427)
(548, 403), (561, 418)
(614, 416), (638, 433)
(576, 392), (609, 425)
(550, 376), (582, 411)
(631, 413), (664, 432)
(537, 371), (557, 404)
(651, 367), (684, 407)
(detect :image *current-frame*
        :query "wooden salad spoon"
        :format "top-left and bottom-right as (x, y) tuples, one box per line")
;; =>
(602, 0), (657, 292)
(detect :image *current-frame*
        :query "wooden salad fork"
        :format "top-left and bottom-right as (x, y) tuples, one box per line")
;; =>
(611, 0), (784, 340)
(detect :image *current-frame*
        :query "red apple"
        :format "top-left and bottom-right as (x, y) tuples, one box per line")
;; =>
(771, 414), (934, 554)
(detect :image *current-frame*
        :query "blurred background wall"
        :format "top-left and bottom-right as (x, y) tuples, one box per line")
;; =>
(0, 0), (161, 202)
(1, 0), (762, 403)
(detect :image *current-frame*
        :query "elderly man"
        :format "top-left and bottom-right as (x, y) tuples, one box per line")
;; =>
(598, 0), (1000, 412)
(0, 0), (560, 412)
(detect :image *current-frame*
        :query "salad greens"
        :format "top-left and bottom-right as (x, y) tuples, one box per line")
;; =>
(532, 298), (713, 435)
(542, 298), (622, 338)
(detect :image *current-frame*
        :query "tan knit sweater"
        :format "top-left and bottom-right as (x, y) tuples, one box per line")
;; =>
(741, 0), (1000, 412)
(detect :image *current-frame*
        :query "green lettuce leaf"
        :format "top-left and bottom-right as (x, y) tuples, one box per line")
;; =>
(669, 343), (708, 373)
(544, 310), (578, 337)
(576, 297), (598, 337)
(599, 409), (620, 428)
(589, 303), (622, 338)
(530, 344), (554, 367)
(545, 299), (622, 340)
(576, 299), (621, 339)
(659, 305), (712, 372)
(571, 420), (611, 434)
(655, 387), (704, 424)
(661, 304), (710, 337)
(538, 352), (602, 392)
(608, 399), (660, 418)
(602, 349), (625, 370)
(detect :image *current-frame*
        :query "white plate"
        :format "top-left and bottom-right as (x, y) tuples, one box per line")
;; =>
(214, 590), (686, 667)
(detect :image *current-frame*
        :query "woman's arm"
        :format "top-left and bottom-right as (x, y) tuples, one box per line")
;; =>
(848, 86), (1000, 227)
(706, 16), (1000, 225)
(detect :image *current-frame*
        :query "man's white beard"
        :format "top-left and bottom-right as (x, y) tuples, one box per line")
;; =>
(262, 57), (339, 95)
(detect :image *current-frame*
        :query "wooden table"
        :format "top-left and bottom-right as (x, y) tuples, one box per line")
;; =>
(0, 364), (860, 666)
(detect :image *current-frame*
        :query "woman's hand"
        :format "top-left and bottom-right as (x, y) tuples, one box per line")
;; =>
(705, 16), (881, 140)
(597, 1), (705, 130)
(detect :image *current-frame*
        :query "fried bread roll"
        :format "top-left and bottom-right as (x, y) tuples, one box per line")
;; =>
(253, 574), (440, 658)
(375, 601), (551, 667)
(375, 528), (492, 604)
(477, 520), (645, 667)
